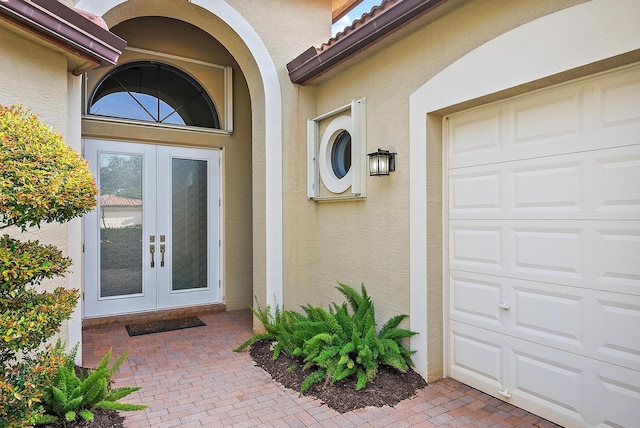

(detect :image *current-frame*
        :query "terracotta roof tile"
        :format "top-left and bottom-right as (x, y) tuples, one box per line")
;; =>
(287, 0), (447, 85)
(322, 0), (400, 52)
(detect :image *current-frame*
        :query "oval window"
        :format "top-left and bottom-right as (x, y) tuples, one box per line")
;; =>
(331, 131), (351, 179)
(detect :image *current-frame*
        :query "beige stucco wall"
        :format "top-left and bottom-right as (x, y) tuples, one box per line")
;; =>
(278, 0), (588, 378)
(0, 23), (77, 349)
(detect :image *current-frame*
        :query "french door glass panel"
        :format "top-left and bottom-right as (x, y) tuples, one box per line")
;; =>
(84, 139), (220, 318)
(171, 158), (208, 291)
(98, 153), (144, 297)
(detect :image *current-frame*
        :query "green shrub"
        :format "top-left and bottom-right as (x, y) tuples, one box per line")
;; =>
(0, 105), (97, 231)
(35, 346), (146, 425)
(0, 105), (98, 427)
(0, 348), (66, 427)
(235, 282), (418, 394)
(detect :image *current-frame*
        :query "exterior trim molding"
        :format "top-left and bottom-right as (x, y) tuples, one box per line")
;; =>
(287, 0), (446, 85)
(409, 0), (640, 380)
(0, 0), (125, 74)
(76, 0), (284, 312)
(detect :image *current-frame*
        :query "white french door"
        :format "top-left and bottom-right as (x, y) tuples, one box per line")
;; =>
(83, 139), (221, 318)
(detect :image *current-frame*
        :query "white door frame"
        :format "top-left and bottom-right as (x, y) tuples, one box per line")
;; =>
(83, 139), (222, 318)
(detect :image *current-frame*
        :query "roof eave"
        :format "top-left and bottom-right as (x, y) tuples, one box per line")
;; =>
(0, 0), (126, 75)
(287, 0), (448, 85)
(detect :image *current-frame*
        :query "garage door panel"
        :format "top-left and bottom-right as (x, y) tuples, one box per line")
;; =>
(596, 372), (640, 428)
(449, 70), (640, 170)
(511, 340), (640, 428)
(449, 225), (503, 270)
(451, 324), (640, 427)
(512, 161), (583, 213)
(512, 226), (584, 279)
(512, 87), (582, 147)
(449, 321), (505, 386)
(592, 150), (640, 214)
(513, 287), (584, 347)
(450, 144), (640, 220)
(451, 271), (640, 370)
(447, 65), (640, 427)
(450, 220), (639, 295)
(448, 110), (501, 158)
(594, 299), (640, 367)
(450, 273), (505, 326)
(594, 68), (640, 130)
(512, 350), (583, 415)
(594, 225), (640, 293)
(449, 170), (502, 213)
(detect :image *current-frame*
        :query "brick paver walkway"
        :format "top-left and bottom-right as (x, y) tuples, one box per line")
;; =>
(83, 310), (560, 427)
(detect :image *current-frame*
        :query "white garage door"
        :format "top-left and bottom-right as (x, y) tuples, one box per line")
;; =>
(446, 64), (640, 428)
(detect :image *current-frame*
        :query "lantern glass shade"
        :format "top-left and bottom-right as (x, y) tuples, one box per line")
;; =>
(367, 149), (395, 176)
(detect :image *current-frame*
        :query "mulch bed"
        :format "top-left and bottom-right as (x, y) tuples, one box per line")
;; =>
(40, 409), (124, 428)
(249, 338), (427, 413)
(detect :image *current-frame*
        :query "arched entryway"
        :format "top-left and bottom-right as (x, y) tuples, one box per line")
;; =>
(76, 0), (283, 322)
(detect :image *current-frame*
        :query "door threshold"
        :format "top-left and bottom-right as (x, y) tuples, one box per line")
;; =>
(83, 303), (225, 329)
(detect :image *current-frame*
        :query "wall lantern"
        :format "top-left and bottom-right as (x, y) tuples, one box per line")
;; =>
(367, 149), (396, 176)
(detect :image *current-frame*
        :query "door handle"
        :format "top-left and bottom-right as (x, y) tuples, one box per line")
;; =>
(497, 302), (510, 310)
(160, 244), (165, 267)
(150, 245), (156, 268)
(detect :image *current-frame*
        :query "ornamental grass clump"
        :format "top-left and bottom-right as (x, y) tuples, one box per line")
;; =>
(0, 105), (98, 427)
(235, 282), (418, 393)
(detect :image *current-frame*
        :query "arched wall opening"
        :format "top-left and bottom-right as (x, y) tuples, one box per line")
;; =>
(75, 0), (283, 325)
(409, 0), (640, 382)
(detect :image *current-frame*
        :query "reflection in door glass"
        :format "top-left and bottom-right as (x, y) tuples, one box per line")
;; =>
(99, 153), (143, 297)
(172, 158), (208, 290)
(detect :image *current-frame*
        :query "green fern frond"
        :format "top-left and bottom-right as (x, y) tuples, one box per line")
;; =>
(79, 377), (106, 407)
(379, 328), (418, 341)
(340, 341), (355, 356)
(300, 369), (326, 395)
(232, 333), (275, 352)
(109, 349), (129, 378)
(356, 369), (368, 390)
(64, 411), (76, 422)
(336, 282), (363, 314)
(104, 386), (141, 402)
(74, 368), (107, 401)
(96, 349), (112, 372)
(332, 365), (357, 383)
(315, 345), (341, 366)
(78, 410), (94, 421)
(51, 386), (67, 416)
(95, 401), (147, 411)
(378, 314), (408, 337)
(63, 396), (82, 413)
(380, 353), (409, 372)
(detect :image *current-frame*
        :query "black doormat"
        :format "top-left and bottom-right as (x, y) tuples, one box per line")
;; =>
(125, 316), (206, 337)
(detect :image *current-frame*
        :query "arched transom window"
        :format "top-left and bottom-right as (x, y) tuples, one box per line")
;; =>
(88, 61), (220, 129)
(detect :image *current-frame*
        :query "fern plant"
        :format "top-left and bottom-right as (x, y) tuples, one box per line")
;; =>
(35, 345), (146, 425)
(233, 297), (311, 359)
(235, 282), (418, 394)
(296, 283), (417, 392)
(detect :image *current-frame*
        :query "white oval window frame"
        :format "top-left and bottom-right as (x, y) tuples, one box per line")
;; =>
(318, 114), (353, 194)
